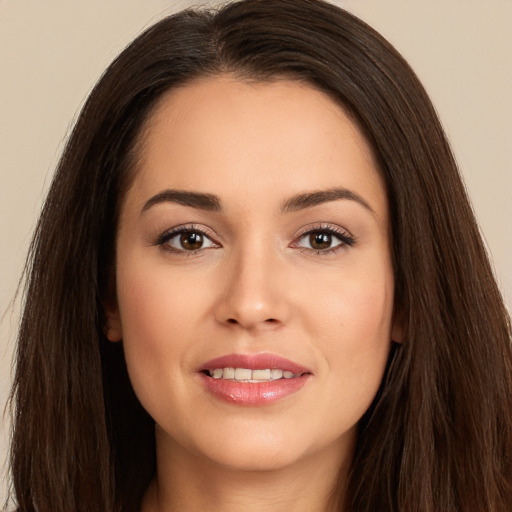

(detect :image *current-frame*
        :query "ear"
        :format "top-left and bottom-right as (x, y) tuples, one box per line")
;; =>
(391, 308), (404, 344)
(103, 270), (123, 342)
(105, 302), (123, 342)
(104, 276), (123, 342)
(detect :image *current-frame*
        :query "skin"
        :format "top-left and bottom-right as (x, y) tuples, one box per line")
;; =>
(107, 76), (399, 512)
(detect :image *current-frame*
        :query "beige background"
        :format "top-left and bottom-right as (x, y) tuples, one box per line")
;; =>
(1, 0), (511, 505)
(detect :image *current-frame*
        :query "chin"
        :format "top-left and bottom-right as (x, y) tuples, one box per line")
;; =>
(186, 422), (350, 474)
(200, 441), (306, 473)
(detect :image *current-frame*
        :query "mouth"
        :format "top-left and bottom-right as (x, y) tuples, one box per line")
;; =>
(201, 367), (308, 382)
(198, 354), (312, 406)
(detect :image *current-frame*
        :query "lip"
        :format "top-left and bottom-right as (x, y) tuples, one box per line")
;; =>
(198, 353), (312, 406)
(200, 353), (311, 374)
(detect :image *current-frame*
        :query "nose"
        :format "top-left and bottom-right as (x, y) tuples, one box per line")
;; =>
(214, 245), (290, 331)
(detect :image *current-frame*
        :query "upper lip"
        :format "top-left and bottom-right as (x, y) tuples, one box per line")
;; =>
(199, 353), (312, 375)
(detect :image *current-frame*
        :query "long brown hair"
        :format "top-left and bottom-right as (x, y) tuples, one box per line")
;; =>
(9, 1), (512, 511)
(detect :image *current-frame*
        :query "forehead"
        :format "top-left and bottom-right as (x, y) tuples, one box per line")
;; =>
(126, 75), (386, 216)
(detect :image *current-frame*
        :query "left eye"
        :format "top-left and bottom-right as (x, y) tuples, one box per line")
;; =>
(296, 230), (347, 251)
(163, 230), (217, 251)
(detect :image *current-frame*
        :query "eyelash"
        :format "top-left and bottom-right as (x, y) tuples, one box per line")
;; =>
(153, 224), (218, 255)
(293, 224), (356, 255)
(153, 223), (356, 256)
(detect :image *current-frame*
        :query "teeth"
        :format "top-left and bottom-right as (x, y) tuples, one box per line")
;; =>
(252, 369), (271, 380)
(223, 367), (235, 379)
(207, 367), (298, 381)
(234, 368), (252, 380)
(270, 369), (283, 380)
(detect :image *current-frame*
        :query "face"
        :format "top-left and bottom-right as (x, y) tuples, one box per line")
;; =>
(108, 76), (398, 473)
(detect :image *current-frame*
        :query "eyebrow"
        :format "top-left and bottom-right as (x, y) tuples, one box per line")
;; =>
(141, 187), (374, 215)
(281, 188), (375, 214)
(141, 190), (222, 214)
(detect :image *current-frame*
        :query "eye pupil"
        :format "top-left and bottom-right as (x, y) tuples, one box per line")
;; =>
(180, 231), (203, 250)
(310, 232), (332, 250)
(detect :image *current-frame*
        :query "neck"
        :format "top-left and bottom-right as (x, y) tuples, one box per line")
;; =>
(142, 430), (352, 512)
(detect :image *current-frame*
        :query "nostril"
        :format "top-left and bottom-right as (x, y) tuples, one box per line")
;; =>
(223, 317), (280, 327)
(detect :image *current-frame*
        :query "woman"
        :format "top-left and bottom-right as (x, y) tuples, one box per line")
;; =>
(8, 0), (512, 511)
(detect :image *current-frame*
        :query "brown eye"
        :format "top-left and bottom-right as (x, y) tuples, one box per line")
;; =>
(295, 227), (354, 253)
(309, 232), (332, 250)
(160, 228), (217, 253)
(180, 231), (204, 250)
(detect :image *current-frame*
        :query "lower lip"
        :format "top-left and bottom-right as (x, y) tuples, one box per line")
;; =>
(199, 374), (310, 406)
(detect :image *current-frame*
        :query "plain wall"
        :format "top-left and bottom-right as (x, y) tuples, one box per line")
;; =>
(1, 0), (511, 505)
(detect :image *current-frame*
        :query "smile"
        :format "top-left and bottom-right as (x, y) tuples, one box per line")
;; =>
(206, 367), (301, 381)
(199, 354), (312, 406)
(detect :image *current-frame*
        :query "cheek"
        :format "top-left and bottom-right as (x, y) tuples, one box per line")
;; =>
(114, 259), (206, 400)
(307, 265), (394, 397)
(116, 256), (208, 344)
(309, 263), (394, 343)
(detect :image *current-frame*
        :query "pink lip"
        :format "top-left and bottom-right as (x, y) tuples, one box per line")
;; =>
(200, 353), (310, 374)
(198, 353), (312, 407)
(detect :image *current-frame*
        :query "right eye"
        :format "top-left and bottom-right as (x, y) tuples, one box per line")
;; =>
(157, 227), (218, 253)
